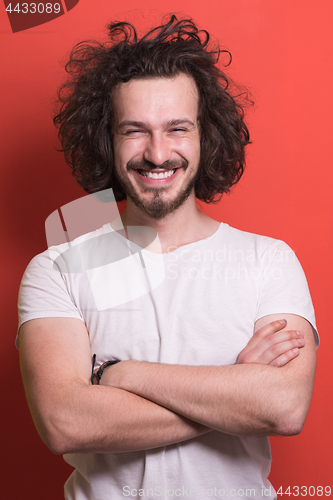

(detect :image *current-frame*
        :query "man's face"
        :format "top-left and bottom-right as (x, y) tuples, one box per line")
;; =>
(112, 74), (201, 219)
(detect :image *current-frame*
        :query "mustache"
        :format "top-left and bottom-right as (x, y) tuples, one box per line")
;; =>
(127, 158), (188, 171)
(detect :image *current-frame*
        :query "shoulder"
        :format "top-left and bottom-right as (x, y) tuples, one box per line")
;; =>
(16, 226), (113, 342)
(215, 223), (294, 258)
(19, 223), (113, 312)
(24, 223), (114, 274)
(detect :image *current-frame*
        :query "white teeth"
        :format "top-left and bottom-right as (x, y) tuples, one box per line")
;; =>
(140, 169), (176, 179)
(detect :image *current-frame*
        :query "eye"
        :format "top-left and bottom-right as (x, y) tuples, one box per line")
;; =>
(125, 130), (142, 135)
(170, 128), (187, 133)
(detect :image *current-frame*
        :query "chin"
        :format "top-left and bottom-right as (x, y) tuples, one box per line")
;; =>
(131, 186), (195, 220)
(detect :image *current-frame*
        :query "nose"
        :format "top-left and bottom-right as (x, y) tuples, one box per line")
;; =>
(143, 132), (172, 167)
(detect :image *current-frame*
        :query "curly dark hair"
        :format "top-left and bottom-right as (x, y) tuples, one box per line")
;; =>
(53, 15), (251, 203)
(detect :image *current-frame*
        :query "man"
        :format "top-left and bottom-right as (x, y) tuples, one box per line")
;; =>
(18, 16), (317, 500)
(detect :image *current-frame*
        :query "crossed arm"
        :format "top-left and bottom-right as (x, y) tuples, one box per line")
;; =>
(19, 313), (316, 455)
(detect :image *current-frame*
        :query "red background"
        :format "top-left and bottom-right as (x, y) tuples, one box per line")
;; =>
(1, 0), (332, 497)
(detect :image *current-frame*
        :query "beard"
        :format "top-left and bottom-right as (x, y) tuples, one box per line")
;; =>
(116, 158), (198, 220)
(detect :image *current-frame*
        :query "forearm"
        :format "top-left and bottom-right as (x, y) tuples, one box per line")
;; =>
(102, 359), (313, 437)
(30, 380), (211, 455)
(20, 316), (314, 455)
(19, 318), (211, 456)
(102, 316), (316, 437)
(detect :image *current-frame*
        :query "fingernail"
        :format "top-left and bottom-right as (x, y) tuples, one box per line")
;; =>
(296, 331), (303, 335)
(293, 348), (299, 353)
(297, 338), (305, 345)
(279, 319), (287, 324)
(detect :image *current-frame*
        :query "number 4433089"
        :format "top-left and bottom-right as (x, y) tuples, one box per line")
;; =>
(6, 3), (61, 14)
(277, 486), (331, 496)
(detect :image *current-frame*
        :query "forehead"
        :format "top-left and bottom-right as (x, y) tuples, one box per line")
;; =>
(112, 74), (199, 125)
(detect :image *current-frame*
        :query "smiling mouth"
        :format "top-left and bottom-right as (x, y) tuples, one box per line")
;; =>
(136, 168), (177, 179)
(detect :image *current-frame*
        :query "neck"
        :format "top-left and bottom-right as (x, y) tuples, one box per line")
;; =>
(117, 194), (220, 253)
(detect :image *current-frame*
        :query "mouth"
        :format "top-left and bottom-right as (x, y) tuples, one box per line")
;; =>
(132, 167), (182, 186)
(136, 168), (177, 179)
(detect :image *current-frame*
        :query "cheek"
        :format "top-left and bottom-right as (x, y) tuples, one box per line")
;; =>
(114, 140), (143, 165)
(180, 140), (200, 165)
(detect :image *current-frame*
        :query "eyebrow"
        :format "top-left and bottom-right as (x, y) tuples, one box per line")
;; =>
(117, 121), (146, 130)
(117, 119), (196, 130)
(166, 119), (196, 127)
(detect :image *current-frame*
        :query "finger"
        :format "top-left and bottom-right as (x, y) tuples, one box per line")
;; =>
(269, 347), (300, 367)
(238, 330), (304, 364)
(246, 319), (288, 350)
(257, 337), (305, 365)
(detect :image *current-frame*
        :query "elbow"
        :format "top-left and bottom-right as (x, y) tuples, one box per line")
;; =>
(274, 398), (310, 436)
(37, 410), (84, 455)
(46, 430), (88, 456)
(41, 424), (76, 456)
(275, 416), (305, 437)
(45, 433), (71, 456)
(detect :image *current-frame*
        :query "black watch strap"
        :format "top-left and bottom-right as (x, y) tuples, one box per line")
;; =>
(91, 354), (121, 385)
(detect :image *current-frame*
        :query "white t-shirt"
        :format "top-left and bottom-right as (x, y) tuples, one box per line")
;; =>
(17, 223), (318, 500)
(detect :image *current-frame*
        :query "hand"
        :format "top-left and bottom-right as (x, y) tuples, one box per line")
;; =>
(236, 320), (305, 367)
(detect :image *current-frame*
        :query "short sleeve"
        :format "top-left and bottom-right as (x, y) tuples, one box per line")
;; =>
(17, 250), (84, 348)
(255, 240), (319, 347)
